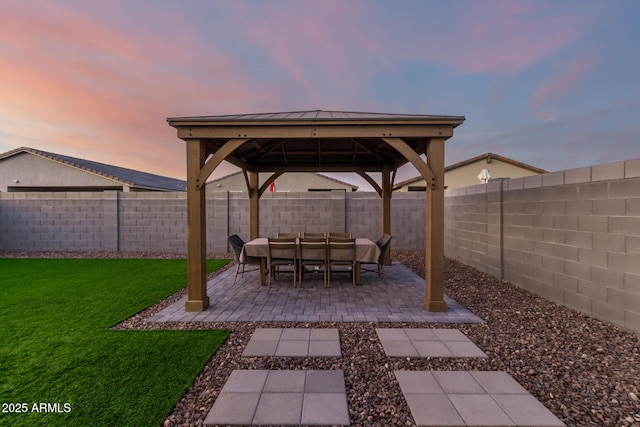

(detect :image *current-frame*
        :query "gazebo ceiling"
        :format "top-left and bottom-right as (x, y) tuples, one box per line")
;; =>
(167, 110), (465, 173)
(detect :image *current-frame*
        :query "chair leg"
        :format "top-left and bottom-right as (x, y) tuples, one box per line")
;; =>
(233, 263), (240, 284)
(352, 263), (356, 288)
(380, 264), (387, 284)
(326, 264), (331, 288)
(293, 261), (297, 288)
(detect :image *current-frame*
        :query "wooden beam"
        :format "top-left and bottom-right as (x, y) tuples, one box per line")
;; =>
(195, 138), (249, 189)
(356, 171), (382, 197)
(249, 171), (259, 240)
(382, 137), (436, 189)
(259, 171), (284, 197)
(242, 169), (251, 195)
(423, 138), (446, 312)
(185, 139), (209, 311)
(381, 166), (392, 265)
(269, 164), (385, 173)
(353, 139), (392, 163)
(178, 124), (455, 140)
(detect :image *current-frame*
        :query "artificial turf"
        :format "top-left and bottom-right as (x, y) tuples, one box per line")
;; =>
(0, 258), (230, 427)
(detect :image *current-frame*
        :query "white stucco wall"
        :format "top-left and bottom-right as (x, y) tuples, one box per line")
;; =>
(209, 172), (356, 192)
(0, 152), (123, 192)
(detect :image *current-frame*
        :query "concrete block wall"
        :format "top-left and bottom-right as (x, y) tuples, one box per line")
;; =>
(444, 158), (640, 334)
(0, 189), (427, 253)
(0, 191), (115, 251)
(387, 193), (426, 250)
(118, 192), (187, 253)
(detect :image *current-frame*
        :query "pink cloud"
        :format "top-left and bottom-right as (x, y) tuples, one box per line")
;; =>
(530, 55), (594, 109)
(0, 1), (278, 178)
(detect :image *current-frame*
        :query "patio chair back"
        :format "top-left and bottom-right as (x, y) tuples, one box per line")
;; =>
(228, 234), (261, 284)
(327, 237), (356, 288)
(228, 234), (245, 261)
(267, 237), (298, 287)
(376, 234), (392, 264)
(361, 234), (392, 283)
(277, 232), (300, 238)
(329, 232), (352, 238)
(303, 232), (326, 239)
(298, 237), (328, 287)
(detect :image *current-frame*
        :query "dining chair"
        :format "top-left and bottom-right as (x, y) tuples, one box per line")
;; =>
(327, 237), (356, 288)
(303, 232), (326, 239)
(277, 232), (300, 238)
(329, 232), (352, 238)
(267, 237), (298, 287)
(360, 234), (392, 283)
(228, 234), (262, 284)
(298, 237), (327, 287)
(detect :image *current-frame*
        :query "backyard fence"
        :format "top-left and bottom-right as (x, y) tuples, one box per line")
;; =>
(445, 158), (640, 334)
(2, 157), (639, 333)
(0, 190), (426, 253)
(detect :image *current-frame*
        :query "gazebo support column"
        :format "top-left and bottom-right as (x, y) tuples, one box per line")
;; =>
(381, 166), (392, 265)
(185, 139), (209, 311)
(249, 171), (259, 239)
(423, 137), (446, 312)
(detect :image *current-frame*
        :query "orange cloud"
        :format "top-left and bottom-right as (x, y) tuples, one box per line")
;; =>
(0, 1), (276, 179)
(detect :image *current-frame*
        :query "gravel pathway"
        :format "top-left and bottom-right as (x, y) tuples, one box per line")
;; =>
(3, 250), (639, 426)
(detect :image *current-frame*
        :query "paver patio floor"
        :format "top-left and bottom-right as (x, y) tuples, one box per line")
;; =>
(147, 262), (484, 323)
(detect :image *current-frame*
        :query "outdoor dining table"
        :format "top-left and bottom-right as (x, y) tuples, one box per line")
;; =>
(241, 237), (380, 286)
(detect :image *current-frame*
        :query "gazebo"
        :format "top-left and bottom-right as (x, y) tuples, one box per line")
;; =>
(167, 110), (465, 312)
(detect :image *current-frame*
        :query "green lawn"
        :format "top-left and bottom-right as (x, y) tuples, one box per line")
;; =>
(0, 258), (230, 427)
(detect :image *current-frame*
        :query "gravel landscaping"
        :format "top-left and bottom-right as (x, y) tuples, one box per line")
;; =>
(3, 249), (639, 426)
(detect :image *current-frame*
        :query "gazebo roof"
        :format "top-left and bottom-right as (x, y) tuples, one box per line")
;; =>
(167, 110), (465, 173)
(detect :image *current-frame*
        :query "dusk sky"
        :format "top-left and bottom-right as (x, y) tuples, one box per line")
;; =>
(2, 0), (639, 190)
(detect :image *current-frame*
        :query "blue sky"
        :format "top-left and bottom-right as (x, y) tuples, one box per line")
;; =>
(1, 0), (639, 189)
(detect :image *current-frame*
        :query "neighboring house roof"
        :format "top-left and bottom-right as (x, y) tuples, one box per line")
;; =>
(393, 152), (548, 189)
(0, 147), (186, 191)
(445, 152), (547, 174)
(209, 170), (359, 191)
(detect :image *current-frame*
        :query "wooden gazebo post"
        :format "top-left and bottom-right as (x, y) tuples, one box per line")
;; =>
(185, 139), (209, 311)
(424, 137), (446, 311)
(381, 165), (392, 265)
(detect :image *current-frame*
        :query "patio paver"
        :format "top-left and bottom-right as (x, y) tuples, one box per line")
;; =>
(243, 327), (341, 357)
(376, 328), (488, 358)
(204, 369), (350, 426)
(395, 371), (566, 427)
(147, 262), (484, 323)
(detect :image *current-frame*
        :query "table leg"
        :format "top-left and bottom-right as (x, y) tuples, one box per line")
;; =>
(259, 259), (266, 286)
(355, 262), (361, 286)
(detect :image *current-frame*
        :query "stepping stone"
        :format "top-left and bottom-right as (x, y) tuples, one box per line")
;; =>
(242, 328), (341, 357)
(395, 371), (566, 427)
(376, 328), (488, 358)
(205, 369), (350, 426)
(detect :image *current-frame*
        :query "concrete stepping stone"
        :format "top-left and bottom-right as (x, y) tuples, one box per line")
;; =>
(395, 371), (566, 426)
(205, 369), (350, 426)
(242, 327), (341, 357)
(376, 328), (488, 358)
